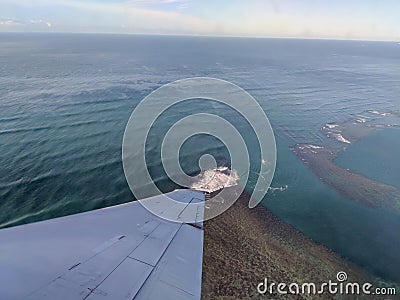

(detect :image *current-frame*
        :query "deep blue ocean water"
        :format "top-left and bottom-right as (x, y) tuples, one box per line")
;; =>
(0, 33), (399, 281)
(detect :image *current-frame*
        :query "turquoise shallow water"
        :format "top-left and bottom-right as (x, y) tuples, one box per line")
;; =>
(335, 128), (400, 189)
(0, 33), (399, 281)
(265, 136), (400, 281)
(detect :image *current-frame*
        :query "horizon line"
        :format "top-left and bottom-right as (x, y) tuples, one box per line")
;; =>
(0, 30), (399, 43)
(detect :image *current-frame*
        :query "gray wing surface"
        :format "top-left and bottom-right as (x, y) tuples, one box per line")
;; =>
(0, 189), (204, 300)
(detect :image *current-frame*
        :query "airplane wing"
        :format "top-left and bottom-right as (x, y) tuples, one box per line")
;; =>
(0, 189), (204, 300)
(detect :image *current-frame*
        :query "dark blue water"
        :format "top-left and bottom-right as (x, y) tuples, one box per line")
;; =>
(1, 33), (399, 281)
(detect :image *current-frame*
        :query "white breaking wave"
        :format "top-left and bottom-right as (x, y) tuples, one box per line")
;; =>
(305, 144), (323, 149)
(368, 110), (390, 116)
(269, 184), (288, 192)
(332, 133), (351, 144)
(190, 167), (239, 193)
(298, 144), (324, 151)
(356, 118), (366, 123)
(325, 123), (338, 129)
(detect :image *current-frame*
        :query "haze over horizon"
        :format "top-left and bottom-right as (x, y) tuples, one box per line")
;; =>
(0, 0), (399, 41)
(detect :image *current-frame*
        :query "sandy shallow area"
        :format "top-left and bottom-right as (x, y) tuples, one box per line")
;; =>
(201, 190), (397, 299)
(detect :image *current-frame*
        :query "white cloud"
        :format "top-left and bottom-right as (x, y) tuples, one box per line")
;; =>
(29, 19), (52, 27)
(0, 0), (398, 40)
(0, 18), (24, 26)
(0, 17), (52, 28)
(0, 0), (213, 34)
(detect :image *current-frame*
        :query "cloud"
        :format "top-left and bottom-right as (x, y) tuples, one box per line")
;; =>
(29, 19), (52, 27)
(0, 0), (398, 40)
(0, 18), (24, 26)
(0, 17), (52, 28)
(75, 1), (214, 34)
(0, 0), (212, 34)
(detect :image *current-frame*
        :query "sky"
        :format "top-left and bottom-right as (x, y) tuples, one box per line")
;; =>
(0, 0), (399, 41)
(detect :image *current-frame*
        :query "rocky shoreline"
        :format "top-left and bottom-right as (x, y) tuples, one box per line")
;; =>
(201, 191), (396, 299)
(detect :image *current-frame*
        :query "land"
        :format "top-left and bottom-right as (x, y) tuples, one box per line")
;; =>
(201, 190), (397, 299)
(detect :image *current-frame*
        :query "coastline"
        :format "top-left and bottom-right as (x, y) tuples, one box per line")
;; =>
(201, 190), (396, 299)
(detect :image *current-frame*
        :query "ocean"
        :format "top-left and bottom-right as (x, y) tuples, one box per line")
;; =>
(0, 33), (399, 281)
